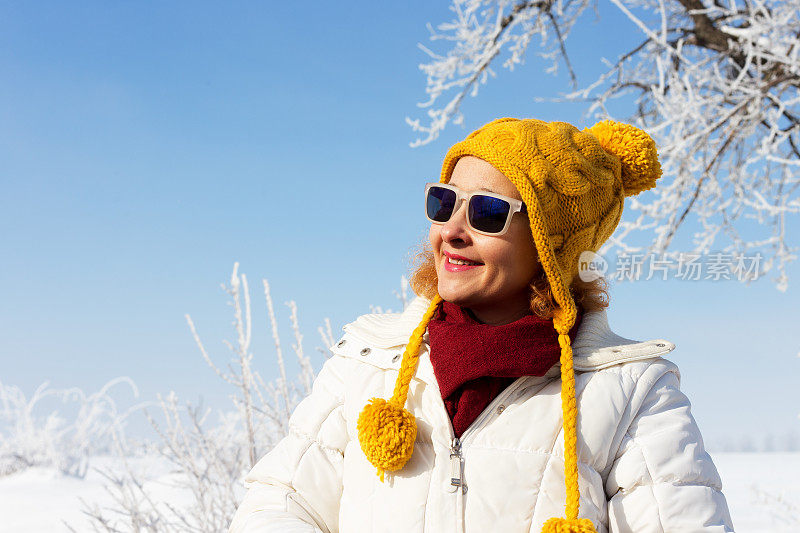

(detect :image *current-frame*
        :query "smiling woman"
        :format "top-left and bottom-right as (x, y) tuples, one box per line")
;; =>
(413, 155), (610, 326)
(427, 156), (542, 325)
(229, 118), (734, 533)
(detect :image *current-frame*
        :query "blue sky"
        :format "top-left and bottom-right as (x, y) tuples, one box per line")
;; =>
(1, 1), (798, 449)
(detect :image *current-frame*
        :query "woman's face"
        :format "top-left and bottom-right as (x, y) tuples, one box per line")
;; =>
(429, 156), (540, 325)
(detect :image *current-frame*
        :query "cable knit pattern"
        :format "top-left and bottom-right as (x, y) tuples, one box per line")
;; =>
(439, 119), (662, 294)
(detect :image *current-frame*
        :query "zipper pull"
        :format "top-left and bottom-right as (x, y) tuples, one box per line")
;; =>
(448, 437), (465, 493)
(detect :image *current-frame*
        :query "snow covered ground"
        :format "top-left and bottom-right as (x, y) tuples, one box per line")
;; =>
(0, 452), (797, 532)
(712, 452), (800, 532)
(0, 455), (195, 533)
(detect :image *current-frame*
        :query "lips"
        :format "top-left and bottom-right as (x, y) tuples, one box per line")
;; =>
(442, 250), (483, 272)
(443, 250), (483, 265)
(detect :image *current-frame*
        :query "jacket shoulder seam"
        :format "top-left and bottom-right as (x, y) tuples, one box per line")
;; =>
(589, 357), (676, 382)
(618, 478), (725, 496)
(608, 362), (680, 465)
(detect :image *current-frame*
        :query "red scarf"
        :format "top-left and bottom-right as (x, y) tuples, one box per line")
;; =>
(427, 301), (583, 438)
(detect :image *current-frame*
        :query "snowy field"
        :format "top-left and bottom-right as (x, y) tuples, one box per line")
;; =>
(0, 452), (797, 532)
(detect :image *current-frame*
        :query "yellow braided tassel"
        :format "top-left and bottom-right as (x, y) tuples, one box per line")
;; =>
(539, 332), (597, 533)
(559, 332), (581, 519)
(357, 295), (443, 481)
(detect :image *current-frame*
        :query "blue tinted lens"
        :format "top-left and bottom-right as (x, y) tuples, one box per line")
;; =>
(469, 195), (511, 233)
(426, 186), (456, 222)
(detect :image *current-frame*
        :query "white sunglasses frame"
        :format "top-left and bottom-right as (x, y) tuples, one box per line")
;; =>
(424, 182), (528, 237)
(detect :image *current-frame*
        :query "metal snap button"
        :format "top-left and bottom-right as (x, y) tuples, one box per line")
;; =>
(360, 348), (371, 356)
(496, 405), (505, 414)
(336, 339), (346, 348)
(392, 354), (401, 363)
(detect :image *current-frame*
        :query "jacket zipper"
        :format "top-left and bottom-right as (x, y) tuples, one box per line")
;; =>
(442, 375), (536, 494)
(448, 437), (464, 494)
(437, 375), (539, 533)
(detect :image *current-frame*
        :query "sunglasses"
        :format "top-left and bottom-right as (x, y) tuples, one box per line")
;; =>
(425, 182), (527, 236)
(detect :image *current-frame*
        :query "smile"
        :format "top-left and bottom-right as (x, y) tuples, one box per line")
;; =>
(448, 257), (480, 265)
(443, 251), (483, 272)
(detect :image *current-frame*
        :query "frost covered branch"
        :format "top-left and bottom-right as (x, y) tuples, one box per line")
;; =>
(82, 263), (333, 532)
(408, 0), (800, 289)
(0, 377), (142, 478)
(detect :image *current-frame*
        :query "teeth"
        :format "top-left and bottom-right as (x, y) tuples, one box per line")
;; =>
(448, 257), (479, 265)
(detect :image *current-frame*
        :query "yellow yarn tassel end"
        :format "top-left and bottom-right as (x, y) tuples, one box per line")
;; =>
(357, 397), (417, 482)
(541, 517), (597, 533)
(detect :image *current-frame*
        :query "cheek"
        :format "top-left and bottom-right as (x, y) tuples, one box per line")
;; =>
(484, 238), (538, 283)
(481, 241), (518, 275)
(503, 250), (530, 281)
(515, 244), (540, 282)
(428, 224), (442, 249)
(508, 223), (538, 273)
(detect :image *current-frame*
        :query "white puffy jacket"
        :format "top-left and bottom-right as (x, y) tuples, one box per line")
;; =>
(229, 297), (734, 532)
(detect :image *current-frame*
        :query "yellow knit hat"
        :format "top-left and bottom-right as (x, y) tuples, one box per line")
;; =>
(357, 118), (662, 532)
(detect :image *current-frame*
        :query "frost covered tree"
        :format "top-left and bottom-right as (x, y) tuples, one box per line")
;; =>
(78, 264), (410, 532)
(407, 0), (800, 289)
(80, 263), (325, 532)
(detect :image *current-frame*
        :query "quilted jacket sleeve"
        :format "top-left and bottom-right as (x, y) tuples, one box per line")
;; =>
(605, 363), (734, 532)
(228, 354), (350, 533)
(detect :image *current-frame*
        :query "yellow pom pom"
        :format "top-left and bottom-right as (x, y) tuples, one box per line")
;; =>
(587, 120), (662, 197)
(541, 517), (598, 532)
(357, 397), (417, 481)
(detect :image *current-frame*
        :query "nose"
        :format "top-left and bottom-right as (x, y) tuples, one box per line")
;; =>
(439, 199), (472, 245)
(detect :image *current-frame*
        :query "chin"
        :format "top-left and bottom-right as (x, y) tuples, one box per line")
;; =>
(436, 283), (477, 307)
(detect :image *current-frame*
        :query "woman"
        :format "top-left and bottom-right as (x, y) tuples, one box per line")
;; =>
(229, 118), (734, 532)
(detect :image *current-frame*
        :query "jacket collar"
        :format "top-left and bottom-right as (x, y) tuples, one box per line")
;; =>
(343, 296), (675, 371)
